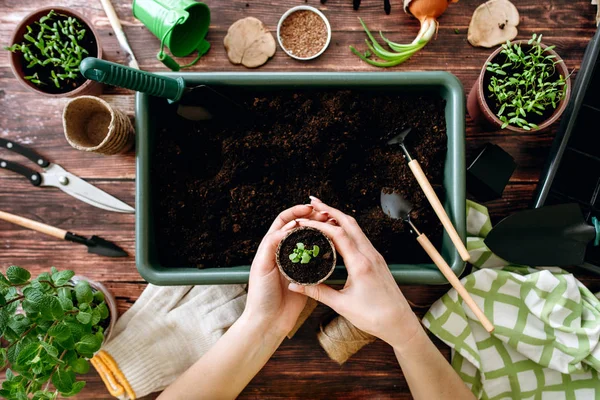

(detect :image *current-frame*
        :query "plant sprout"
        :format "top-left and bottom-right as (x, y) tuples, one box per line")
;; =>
(5, 10), (89, 88)
(289, 243), (320, 264)
(486, 33), (568, 130)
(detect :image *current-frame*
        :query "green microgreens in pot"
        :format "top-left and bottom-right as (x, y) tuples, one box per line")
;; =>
(5, 10), (89, 88)
(288, 243), (320, 264)
(486, 33), (568, 131)
(0, 266), (109, 400)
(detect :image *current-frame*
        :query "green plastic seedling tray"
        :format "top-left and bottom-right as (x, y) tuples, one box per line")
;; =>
(136, 72), (466, 285)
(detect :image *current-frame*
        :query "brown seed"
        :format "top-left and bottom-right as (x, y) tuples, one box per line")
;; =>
(280, 10), (327, 59)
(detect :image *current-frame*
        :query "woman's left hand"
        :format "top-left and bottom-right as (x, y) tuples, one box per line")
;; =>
(242, 204), (329, 337)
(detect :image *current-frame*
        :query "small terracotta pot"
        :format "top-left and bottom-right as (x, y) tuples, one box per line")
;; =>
(467, 41), (571, 133)
(8, 7), (103, 98)
(276, 226), (336, 286)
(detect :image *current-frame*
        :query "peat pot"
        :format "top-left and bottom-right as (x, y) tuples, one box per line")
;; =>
(136, 72), (467, 285)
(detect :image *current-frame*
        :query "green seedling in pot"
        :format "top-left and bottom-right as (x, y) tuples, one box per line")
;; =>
(0, 266), (110, 400)
(289, 243), (320, 264)
(486, 33), (568, 131)
(5, 10), (89, 88)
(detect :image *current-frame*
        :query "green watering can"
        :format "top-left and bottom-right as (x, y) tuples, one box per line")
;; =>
(133, 0), (211, 71)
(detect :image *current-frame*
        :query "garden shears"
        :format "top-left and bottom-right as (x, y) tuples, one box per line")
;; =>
(0, 138), (134, 213)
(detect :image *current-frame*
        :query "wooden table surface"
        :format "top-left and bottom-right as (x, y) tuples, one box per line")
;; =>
(1, 0), (599, 398)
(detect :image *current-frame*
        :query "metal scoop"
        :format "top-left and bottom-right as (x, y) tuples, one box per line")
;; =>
(387, 128), (470, 262)
(380, 189), (494, 333)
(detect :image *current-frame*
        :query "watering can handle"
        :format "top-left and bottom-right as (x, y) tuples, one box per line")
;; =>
(79, 57), (185, 102)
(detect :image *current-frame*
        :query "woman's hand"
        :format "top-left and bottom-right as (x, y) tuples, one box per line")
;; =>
(288, 198), (422, 351)
(242, 204), (329, 337)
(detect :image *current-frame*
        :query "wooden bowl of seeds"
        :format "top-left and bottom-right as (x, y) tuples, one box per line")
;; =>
(277, 5), (331, 61)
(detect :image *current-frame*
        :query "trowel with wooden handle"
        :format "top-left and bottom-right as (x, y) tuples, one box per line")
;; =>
(387, 127), (470, 262)
(0, 210), (127, 258)
(380, 189), (494, 333)
(485, 203), (600, 266)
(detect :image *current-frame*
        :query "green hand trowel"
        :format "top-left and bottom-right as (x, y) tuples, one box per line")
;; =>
(80, 57), (246, 121)
(485, 203), (600, 266)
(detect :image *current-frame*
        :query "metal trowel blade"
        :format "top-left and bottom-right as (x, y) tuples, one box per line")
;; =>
(484, 203), (597, 266)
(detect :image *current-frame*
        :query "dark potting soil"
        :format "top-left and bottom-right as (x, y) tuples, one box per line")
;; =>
(152, 90), (447, 268)
(483, 47), (563, 126)
(17, 14), (97, 94)
(279, 228), (335, 284)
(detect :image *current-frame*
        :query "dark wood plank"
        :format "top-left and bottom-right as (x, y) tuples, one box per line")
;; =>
(0, 0), (599, 398)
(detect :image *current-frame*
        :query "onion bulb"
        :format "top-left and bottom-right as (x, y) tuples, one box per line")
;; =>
(351, 0), (458, 67)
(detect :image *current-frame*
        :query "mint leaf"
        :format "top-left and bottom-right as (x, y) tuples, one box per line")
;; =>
(50, 267), (58, 276)
(93, 291), (105, 303)
(8, 314), (31, 336)
(52, 270), (74, 286)
(6, 266), (30, 285)
(58, 295), (74, 312)
(48, 323), (71, 341)
(0, 292), (6, 306)
(74, 281), (93, 304)
(39, 296), (64, 320)
(74, 334), (101, 357)
(91, 309), (101, 326)
(0, 272), (9, 287)
(51, 366), (74, 393)
(36, 272), (52, 283)
(70, 358), (90, 374)
(32, 390), (56, 400)
(76, 312), (91, 325)
(39, 341), (58, 358)
(62, 380), (85, 397)
(16, 342), (39, 366)
(0, 348), (7, 369)
(97, 301), (109, 320)
(0, 309), (8, 336)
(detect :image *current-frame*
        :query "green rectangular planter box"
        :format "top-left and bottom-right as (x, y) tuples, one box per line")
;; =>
(136, 71), (466, 285)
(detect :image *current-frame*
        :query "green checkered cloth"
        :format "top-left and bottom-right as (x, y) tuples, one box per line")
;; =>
(423, 200), (600, 399)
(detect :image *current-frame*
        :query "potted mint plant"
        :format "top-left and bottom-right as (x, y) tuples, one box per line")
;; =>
(467, 34), (571, 132)
(5, 7), (102, 97)
(0, 266), (115, 399)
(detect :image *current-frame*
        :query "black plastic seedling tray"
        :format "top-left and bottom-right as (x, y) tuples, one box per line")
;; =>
(535, 28), (600, 274)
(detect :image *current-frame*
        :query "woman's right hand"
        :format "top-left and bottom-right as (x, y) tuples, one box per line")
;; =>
(288, 197), (424, 351)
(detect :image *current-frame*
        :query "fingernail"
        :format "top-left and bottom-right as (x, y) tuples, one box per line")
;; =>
(319, 211), (329, 216)
(309, 195), (322, 203)
(288, 282), (304, 292)
(283, 220), (298, 229)
(328, 218), (338, 224)
(303, 204), (314, 208)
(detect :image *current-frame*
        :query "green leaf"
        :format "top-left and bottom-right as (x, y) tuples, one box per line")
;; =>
(49, 322), (71, 341)
(32, 390), (56, 400)
(52, 366), (75, 393)
(0, 272), (10, 287)
(40, 341), (58, 358)
(91, 308), (101, 326)
(312, 245), (320, 256)
(62, 381), (85, 397)
(16, 342), (40, 366)
(93, 291), (105, 303)
(70, 357), (90, 374)
(97, 301), (109, 320)
(0, 348), (7, 369)
(52, 270), (75, 286)
(6, 266), (31, 285)
(75, 281), (93, 304)
(296, 243), (304, 250)
(40, 296), (64, 320)
(8, 314), (31, 336)
(58, 295), (74, 312)
(74, 334), (101, 357)
(301, 253), (311, 264)
(51, 266), (58, 276)
(76, 311), (91, 325)
(0, 308), (8, 336)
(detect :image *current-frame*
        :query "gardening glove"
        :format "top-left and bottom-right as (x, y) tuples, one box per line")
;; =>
(90, 284), (247, 400)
